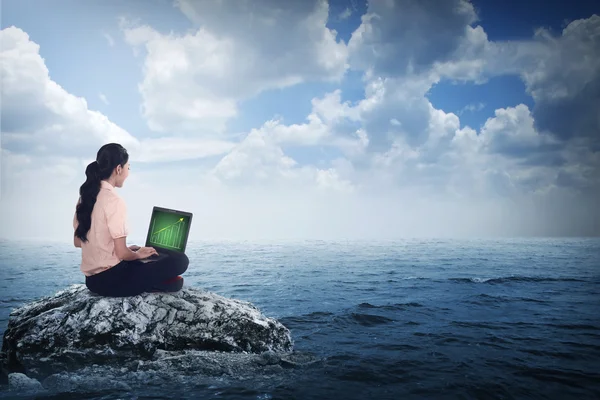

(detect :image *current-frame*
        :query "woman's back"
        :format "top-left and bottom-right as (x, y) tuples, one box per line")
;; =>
(74, 180), (129, 276)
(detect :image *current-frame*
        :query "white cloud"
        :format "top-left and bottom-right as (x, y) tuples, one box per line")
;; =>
(339, 7), (352, 20)
(135, 137), (236, 163)
(311, 89), (361, 125)
(0, 26), (236, 167)
(210, 128), (305, 186)
(99, 93), (109, 105)
(433, 14), (600, 143)
(1, 26), (139, 157)
(521, 16), (600, 102)
(209, 118), (358, 193)
(344, 8), (598, 201)
(103, 32), (115, 47)
(457, 102), (485, 115)
(120, 0), (348, 134)
(432, 25), (496, 83)
(479, 104), (561, 157)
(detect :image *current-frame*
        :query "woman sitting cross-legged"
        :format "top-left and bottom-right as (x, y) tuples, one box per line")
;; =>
(73, 143), (189, 297)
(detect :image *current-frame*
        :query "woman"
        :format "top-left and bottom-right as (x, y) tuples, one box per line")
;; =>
(73, 143), (189, 297)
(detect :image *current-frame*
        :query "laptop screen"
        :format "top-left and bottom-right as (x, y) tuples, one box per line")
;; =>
(145, 207), (192, 252)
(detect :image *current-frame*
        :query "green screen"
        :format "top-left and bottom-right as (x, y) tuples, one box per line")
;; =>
(147, 210), (191, 251)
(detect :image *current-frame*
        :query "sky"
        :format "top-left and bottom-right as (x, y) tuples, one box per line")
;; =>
(1, 0), (599, 242)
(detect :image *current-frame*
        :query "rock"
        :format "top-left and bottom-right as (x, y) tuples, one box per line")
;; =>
(258, 350), (281, 365)
(0, 352), (7, 385)
(8, 372), (45, 393)
(1, 284), (294, 379)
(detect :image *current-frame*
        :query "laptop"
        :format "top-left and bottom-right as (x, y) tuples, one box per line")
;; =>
(136, 206), (193, 263)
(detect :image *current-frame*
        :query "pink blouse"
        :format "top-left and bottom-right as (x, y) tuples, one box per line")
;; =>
(73, 180), (129, 276)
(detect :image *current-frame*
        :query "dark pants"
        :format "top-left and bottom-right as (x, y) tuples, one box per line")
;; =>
(85, 248), (189, 297)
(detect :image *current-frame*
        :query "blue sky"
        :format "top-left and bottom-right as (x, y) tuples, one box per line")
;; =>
(1, 0), (599, 240)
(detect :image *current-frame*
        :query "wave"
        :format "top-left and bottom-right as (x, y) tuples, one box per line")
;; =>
(452, 320), (600, 332)
(347, 313), (396, 327)
(281, 301), (426, 328)
(279, 311), (334, 325)
(323, 302), (428, 328)
(0, 297), (27, 305)
(448, 276), (586, 284)
(380, 276), (586, 284)
(358, 302), (424, 310)
(329, 312), (396, 328)
(466, 293), (550, 304)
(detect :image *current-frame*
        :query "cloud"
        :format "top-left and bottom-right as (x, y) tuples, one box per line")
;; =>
(211, 128), (299, 184)
(120, 0), (348, 134)
(358, 74), (440, 150)
(103, 32), (115, 47)
(479, 104), (563, 161)
(339, 7), (352, 20)
(433, 13), (600, 145)
(348, 0), (478, 76)
(99, 93), (109, 105)
(432, 25), (497, 83)
(0, 26), (234, 165)
(1, 6), (600, 240)
(1, 26), (139, 157)
(522, 15), (600, 145)
(209, 123), (356, 193)
(457, 102), (485, 115)
(134, 137), (236, 163)
(295, 72), (452, 154)
(353, 12), (600, 195)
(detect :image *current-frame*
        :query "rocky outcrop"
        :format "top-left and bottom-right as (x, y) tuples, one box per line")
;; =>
(1, 284), (296, 380)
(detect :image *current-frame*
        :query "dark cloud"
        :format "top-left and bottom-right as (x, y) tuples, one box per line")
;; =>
(348, 0), (477, 76)
(522, 15), (600, 145)
(531, 71), (600, 146)
(516, 151), (566, 167)
(487, 137), (565, 163)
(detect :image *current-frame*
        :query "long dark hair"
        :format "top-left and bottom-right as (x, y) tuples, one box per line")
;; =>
(75, 143), (129, 242)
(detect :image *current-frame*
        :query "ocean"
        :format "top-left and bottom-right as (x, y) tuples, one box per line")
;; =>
(0, 237), (599, 399)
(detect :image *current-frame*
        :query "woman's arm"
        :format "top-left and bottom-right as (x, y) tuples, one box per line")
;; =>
(74, 234), (82, 248)
(114, 237), (140, 261)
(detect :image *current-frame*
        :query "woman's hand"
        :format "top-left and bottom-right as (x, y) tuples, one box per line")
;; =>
(128, 245), (141, 251)
(136, 247), (158, 259)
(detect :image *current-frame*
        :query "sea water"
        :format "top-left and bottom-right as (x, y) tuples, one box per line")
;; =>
(0, 237), (599, 399)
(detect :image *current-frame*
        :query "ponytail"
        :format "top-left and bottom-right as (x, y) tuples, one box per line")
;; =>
(74, 144), (129, 242)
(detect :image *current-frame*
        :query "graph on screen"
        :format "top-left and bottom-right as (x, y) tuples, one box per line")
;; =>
(147, 210), (190, 251)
